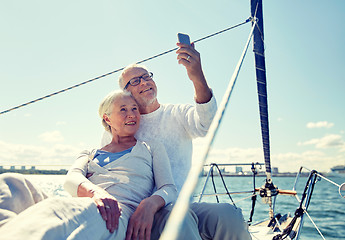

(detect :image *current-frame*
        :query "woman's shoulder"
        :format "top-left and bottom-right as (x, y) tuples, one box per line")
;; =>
(136, 140), (166, 155)
(77, 149), (98, 160)
(137, 139), (163, 147)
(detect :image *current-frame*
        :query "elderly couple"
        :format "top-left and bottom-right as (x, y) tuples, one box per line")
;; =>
(0, 42), (251, 239)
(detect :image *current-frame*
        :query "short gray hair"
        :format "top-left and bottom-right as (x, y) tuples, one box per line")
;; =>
(118, 64), (150, 89)
(98, 90), (133, 132)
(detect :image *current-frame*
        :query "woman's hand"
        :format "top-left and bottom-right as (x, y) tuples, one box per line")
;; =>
(78, 182), (121, 233)
(92, 190), (122, 233)
(125, 196), (165, 240)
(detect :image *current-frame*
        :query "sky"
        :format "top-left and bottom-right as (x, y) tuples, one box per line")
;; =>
(0, 0), (344, 175)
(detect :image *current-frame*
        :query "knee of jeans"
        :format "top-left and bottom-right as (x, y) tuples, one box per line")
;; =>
(216, 203), (244, 221)
(186, 208), (199, 224)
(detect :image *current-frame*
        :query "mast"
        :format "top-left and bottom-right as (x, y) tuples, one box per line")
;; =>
(251, 0), (278, 220)
(250, 0), (272, 183)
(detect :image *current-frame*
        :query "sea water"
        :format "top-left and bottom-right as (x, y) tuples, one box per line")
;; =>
(25, 175), (345, 240)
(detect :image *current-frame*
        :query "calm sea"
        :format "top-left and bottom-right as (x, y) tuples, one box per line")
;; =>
(26, 174), (345, 240)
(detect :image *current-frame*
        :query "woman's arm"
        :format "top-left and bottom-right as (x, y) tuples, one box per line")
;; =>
(125, 142), (177, 240)
(150, 141), (178, 204)
(125, 195), (164, 240)
(64, 150), (91, 197)
(64, 150), (121, 233)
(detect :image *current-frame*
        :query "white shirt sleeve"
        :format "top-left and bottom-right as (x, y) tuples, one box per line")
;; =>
(176, 94), (217, 138)
(63, 150), (94, 197)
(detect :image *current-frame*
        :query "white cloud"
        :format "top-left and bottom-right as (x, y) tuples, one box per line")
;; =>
(38, 131), (64, 143)
(298, 134), (345, 149)
(306, 121), (334, 129)
(192, 139), (344, 173)
(56, 121), (67, 126)
(0, 140), (80, 168)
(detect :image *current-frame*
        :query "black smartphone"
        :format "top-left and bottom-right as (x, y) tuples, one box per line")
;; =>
(177, 33), (191, 45)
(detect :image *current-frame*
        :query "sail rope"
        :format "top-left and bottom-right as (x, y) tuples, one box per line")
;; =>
(0, 18), (252, 116)
(249, 162), (258, 224)
(210, 163), (236, 206)
(273, 171), (319, 240)
(303, 211), (326, 240)
(159, 18), (258, 240)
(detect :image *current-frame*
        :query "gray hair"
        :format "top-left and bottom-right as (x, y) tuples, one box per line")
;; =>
(99, 90), (133, 132)
(118, 64), (150, 89)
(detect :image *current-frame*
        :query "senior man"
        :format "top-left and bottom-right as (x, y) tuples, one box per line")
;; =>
(102, 42), (251, 240)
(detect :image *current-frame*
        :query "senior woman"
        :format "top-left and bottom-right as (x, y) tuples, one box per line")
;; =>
(0, 90), (178, 240)
(64, 90), (178, 240)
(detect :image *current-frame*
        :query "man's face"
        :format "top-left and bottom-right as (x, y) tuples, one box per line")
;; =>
(122, 67), (157, 106)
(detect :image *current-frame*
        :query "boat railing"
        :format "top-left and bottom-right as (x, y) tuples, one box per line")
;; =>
(196, 163), (344, 240)
(196, 162), (263, 202)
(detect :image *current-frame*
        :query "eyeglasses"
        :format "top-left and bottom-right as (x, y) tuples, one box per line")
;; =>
(124, 72), (153, 89)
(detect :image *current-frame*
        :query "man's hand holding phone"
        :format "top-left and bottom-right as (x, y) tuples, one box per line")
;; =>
(177, 33), (193, 64)
(177, 33), (191, 45)
(176, 32), (212, 103)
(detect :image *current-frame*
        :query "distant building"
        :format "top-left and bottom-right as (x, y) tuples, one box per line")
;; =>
(31, 166), (36, 170)
(0, 166), (3, 170)
(21, 166), (26, 170)
(273, 167), (279, 174)
(10, 166), (15, 170)
(236, 166), (243, 174)
(331, 165), (345, 174)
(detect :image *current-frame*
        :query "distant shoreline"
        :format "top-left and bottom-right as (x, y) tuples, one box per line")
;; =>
(0, 169), (67, 175)
(0, 169), (333, 177)
(202, 173), (312, 177)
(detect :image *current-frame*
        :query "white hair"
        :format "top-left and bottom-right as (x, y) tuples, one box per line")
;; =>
(118, 63), (149, 89)
(98, 90), (133, 132)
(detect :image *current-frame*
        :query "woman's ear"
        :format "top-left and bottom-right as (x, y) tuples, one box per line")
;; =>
(103, 113), (111, 126)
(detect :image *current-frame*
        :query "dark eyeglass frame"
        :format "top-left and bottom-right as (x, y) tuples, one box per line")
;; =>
(124, 72), (154, 89)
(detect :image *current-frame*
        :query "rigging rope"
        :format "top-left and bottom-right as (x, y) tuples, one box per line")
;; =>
(210, 163), (236, 206)
(159, 18), (257, 240)
(273, 171), (319, 240)
(0, 18), (251, 116)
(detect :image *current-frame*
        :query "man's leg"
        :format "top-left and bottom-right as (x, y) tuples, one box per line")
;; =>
(191, 202), (251, 240)
(151, 203), (202, 240)
(0, 173), (48, 227)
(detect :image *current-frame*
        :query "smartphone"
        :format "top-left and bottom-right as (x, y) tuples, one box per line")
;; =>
(177, 33), (191, 45)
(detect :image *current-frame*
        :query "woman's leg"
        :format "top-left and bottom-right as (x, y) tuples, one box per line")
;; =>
(0, 197), (130, 240)
(0, 173), (48, 226)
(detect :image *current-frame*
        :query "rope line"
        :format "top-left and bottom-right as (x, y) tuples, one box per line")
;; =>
(0, 18), (251, 116)
(159, 18), (257, 240)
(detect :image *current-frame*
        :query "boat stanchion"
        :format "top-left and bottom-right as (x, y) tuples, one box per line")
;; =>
(301, 166), (345, 200)
(339, 182), (345, 198)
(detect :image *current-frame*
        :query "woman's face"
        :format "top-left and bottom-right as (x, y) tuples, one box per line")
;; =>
(105, 95), (140, 137)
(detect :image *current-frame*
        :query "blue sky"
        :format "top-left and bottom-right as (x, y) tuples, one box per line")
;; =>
(0, 1), (344, 174)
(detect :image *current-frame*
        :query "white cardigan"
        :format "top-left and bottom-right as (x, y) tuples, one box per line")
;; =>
(64, 140), (177, 211)
(101, 95), (217, 192)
